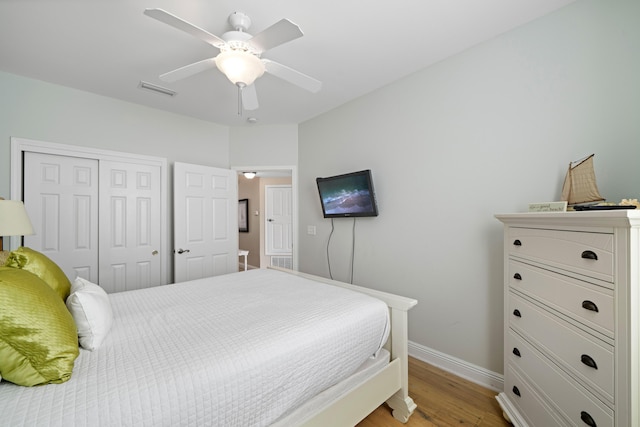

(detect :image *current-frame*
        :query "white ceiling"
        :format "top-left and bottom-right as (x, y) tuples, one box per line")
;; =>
(0, 0), (576, 127)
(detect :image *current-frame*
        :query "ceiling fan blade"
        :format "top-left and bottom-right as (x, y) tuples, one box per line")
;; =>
(242, 84), (259, 111)
(248, 19), (303, 53)
(263, 59), (322, 93)
(159, 57), (217, 82)
(144, 8), (225, 48)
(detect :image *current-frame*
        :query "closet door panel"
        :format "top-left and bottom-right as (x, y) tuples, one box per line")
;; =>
(23, 152), (99, 283)
(99, 161), (161, 293)
(41, 193), (60, 251)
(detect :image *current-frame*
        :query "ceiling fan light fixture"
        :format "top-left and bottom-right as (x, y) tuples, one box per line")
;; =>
(215, 50), (265, 86)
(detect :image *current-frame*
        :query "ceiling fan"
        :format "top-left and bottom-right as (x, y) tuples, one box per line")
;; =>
(144, 8), (322, 113)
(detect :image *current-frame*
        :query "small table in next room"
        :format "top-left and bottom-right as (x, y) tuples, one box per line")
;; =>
(239, 250), (249, 271)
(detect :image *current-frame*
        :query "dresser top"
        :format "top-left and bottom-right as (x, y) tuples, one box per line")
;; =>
(495, 210), (640, 229)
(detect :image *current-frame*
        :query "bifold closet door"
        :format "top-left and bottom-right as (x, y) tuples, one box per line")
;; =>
(23, 152), (99, 283)
(23, 154), (162, 292)
(99, 161), (162, 293)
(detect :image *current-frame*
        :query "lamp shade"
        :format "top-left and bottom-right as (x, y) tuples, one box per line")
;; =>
(215, 50), (265, 86)
(0, 200), (35, 237)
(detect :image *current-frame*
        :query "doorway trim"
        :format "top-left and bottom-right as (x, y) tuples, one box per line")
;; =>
(231, 165), (298, 271)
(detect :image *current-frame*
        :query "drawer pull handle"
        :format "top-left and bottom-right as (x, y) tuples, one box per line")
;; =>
(512, 347), (521, 357)
(582, 300), (599, 312)
(581, 250), (598, 260)
(581, 354), (598, 370)
(513, 273), (522, 280)
(512, 386), (521, 397)
(513, 239), (522, 246)
(580, 411), (597, 427)
(513, 309), (522, 318)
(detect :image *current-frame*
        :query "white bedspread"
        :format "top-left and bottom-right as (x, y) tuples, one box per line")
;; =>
(0, 269), (389, 426)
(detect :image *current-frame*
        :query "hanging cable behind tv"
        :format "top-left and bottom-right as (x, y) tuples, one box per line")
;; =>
(326, 217), (356, 284)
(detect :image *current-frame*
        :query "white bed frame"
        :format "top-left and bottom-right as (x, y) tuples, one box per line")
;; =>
(271, 267), (418, 425)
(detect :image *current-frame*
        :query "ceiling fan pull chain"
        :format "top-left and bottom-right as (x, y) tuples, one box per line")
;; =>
(237, 84), (243, 116)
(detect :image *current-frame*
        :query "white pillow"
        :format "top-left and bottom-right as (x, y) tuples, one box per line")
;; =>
(66, 277), (113, 351)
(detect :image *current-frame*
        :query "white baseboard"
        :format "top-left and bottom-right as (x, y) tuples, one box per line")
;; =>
(408, 340), (503, 392)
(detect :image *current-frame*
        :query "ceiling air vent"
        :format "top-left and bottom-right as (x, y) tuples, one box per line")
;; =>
(138, 81), (176, 97)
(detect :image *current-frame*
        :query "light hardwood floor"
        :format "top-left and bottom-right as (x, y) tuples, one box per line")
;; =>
(358, 357), (511, 427)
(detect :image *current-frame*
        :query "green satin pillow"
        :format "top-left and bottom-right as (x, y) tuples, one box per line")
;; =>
(5, 247), (71, 300)
(0, 267), (79, 386)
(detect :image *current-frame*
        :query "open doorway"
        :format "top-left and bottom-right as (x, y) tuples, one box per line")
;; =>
(232, 166), (297, 271)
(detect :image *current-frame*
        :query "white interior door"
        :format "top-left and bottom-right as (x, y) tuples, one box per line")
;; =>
(265, 185), (292, 256)
(23, 152), (99, 282)
(99, 161), (162, 293)
(174, 162), (238, 282)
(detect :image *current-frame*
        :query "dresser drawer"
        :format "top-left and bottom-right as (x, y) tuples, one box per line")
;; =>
(508, 292), (614, 402)
(506, 329), (614, 427)
(503, 366), (567, 427)
(509, 260), (614, 336)
(507, 227), (614, 282)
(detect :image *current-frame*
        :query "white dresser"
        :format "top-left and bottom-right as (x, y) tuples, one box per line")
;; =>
(495, 211), (640, 427)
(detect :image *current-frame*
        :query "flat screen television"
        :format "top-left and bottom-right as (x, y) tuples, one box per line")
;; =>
(316, 169), (379, 218)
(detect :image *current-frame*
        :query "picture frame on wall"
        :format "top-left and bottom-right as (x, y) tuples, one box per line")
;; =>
(238, 199), (248, 232)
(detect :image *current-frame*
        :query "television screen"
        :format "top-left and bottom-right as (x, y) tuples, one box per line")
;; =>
(316, 170), (378, 218)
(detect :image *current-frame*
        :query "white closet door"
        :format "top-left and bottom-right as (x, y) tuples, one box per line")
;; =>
(23, 152), (99, 282)
(99, 161), (162, 293)
(173, 162), (238, 282)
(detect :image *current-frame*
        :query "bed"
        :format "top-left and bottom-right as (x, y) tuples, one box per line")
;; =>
(0, 251), (417, 426)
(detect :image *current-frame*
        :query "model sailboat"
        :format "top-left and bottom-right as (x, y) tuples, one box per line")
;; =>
(561, 154), (605, 206)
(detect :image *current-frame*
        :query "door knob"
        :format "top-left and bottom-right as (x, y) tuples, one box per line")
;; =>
(176, 248), (190, 254)
(152, 250), (158, 256)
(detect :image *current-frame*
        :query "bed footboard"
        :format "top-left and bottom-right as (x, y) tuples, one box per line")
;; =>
(384, 303), (418, 422)
(270, 267), (418, 424)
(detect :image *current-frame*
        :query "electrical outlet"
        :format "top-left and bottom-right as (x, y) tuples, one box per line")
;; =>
(307, 225), (316, 235)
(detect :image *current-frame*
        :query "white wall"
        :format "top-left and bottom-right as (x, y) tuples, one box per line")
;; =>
(229, 124), (298, 166)
(0, 71), (229, 200)
(298, 0), (640, 375)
